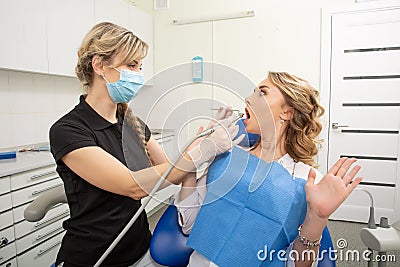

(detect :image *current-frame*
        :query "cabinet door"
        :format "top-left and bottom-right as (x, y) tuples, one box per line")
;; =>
(46, 0), (95, 76)
(95, 0), (131, 29)
(0, 241), (16, 266)
(16, 232), (63, 267)
(0, 0), (48, 73)
(0, 177), (10, 195)
(0, 211), (13, 232)
(95, 0), (153, 80)
(0, 257), (16, 267)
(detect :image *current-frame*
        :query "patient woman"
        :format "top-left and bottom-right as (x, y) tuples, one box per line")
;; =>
(176, 71), (362, 267)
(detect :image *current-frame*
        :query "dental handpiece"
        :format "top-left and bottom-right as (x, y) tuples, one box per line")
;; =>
(198, 112), (244, 138)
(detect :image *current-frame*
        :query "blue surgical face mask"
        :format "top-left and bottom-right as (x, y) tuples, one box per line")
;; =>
(103, 67), (144, 103)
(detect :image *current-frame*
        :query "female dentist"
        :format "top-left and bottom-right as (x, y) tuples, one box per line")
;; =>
(49, 22), (243, 267)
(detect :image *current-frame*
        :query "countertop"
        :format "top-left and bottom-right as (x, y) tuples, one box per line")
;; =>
(0, 129), (175, 178)
(0, 151), (55, 178)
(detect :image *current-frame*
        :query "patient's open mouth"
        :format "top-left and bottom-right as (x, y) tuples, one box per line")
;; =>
(244, 107), (251, 124)
(245, 108), (250, 119)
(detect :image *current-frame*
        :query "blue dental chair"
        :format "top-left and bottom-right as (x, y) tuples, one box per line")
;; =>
(150, 204), (336, 267)
(150, 119), (336, 267)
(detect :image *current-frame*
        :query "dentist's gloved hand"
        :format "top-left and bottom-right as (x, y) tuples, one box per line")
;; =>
(192, 106), (234, 143)
(187, 116), (245, 169)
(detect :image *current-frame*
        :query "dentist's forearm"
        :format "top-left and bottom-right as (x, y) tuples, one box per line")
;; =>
(129, 152), (196, 199)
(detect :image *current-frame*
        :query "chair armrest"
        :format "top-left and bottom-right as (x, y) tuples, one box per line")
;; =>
(24, 186), (67, 222)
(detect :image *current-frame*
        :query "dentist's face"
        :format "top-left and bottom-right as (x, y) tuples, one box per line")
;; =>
(103, 52), (143, 83)
(244, 78), (287, 136)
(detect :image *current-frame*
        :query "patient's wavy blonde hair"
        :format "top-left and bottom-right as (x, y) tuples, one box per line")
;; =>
(268, 71), (325, 167)
(75, 22), (154, 165)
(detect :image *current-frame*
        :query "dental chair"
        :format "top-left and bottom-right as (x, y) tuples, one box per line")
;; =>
(150, 204), (336, 267)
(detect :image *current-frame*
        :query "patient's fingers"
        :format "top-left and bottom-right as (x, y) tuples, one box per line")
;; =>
(306, 168), (317, 185)
(327, 157), (347, 176)
(346, 177), (363, 195)
(336, 158), (357, 178)
(343, 165), (361, 185)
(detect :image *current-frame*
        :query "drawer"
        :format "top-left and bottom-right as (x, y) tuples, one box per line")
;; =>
(14, 204), (69, 239)
(0, 257), (16, 267)
(16, 219), (65, 254)
(0, 177), (10, 195)
(0, 211), (13, 231)
(11, 178), (63, 207)
(16, 232), (63, 267)
(0, 227), (15, 248)
(0, 242), (16, 265)
(11, 165), (58, 191)
(0, 195), (11, 213)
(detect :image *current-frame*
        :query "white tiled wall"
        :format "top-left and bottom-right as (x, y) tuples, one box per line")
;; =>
(0, 69), (82, 149)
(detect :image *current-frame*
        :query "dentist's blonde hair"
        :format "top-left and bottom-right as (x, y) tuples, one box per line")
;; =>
(75, 22), (154, 165)
(268, 71), (325, 167)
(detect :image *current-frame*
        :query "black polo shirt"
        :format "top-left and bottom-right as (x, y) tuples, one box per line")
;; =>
(49, 95), (152, 267)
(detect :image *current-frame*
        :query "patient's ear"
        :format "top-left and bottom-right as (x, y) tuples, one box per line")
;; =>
(281, 106), (294, 121)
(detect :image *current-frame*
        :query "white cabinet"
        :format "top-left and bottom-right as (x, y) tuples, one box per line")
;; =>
(94, 0), (154, 80)
(0, 0), (153, 78)
(16, 232), (63, 267)
(0, 162), (66, 266)
(46, 0), (95, 76)
(95, 0), (131, 29)
(0, 239), (16, 266)
(0, 258), (17, 267)
(0, 211), (13, 232)
(0, 0), (48, 73)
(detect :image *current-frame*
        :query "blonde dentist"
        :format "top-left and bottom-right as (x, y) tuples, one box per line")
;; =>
(49, 22), (243, 267)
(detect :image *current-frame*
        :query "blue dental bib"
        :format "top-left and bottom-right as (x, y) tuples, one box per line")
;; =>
(186, 147), (307, 267)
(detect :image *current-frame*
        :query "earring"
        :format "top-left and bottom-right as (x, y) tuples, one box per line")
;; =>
(280, 118), (285, 124)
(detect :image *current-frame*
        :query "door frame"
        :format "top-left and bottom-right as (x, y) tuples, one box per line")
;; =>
(318, 0), (400, 174)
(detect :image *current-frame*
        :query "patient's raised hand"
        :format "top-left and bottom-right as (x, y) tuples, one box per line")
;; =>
(305, 157), (362, 220)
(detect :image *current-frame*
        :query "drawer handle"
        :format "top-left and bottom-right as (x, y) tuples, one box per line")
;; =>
(158, 137), (174, 144)
(36, 226), (64, 241)
(30, 170), (57, 180)
(0, 237), (8, 248)
(37, 240), (62, 257)
(31, 184), (63, 196)
(34, 209), (69, 228)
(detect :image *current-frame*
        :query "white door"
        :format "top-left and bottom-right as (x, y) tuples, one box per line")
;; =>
(327, 7), (400, 224)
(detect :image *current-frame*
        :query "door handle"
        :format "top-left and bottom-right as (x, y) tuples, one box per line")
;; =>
(0, 237), (8, 248)
(332, 123), (350, 129)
